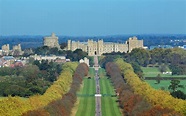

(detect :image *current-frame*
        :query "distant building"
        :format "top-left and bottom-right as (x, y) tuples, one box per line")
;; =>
(30, 54), (66, 62)
(150, 45), (173, 50)
(67, 36), (143, 56)
(79, 57), (90, 67)
(12, 44), (23, 55)
(127, 36), (144, 52)
(43, 33), (60, 48)
(1, 44), (23, 56)
(13, 44), (22, 52)
(1, 56), (15, 67)
(2, 44), (10, 55)
(3, 56), (15, 61)
(10, 61), (24, 68)
(0, 50), (2, 56)
(179, 45), (186, 50)
(0, 58), (5, 67)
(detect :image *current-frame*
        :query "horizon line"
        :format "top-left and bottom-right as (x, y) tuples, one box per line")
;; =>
(0, 33), (186, 37)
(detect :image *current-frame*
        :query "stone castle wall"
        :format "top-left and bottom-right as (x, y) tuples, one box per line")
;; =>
(1, 44), (23, 56)
(67, 36), (143, 56)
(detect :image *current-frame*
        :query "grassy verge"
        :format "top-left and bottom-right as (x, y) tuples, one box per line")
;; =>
(99, 68), (122, 116)
(76, 68), (96, 116)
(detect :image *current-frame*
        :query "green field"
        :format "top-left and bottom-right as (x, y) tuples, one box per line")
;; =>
(76, 68), (96, 116)
(142, 67), (186, 94)
(142, 67), (186, 77)
(145, 80), (186, 94)
(99, 68), (122, 116)
(98, 68), (106, 78)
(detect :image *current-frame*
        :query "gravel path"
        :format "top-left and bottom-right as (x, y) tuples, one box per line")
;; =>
(94, 55), (101, 116)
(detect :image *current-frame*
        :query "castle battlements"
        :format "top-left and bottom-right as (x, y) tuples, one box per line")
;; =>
(67, 37), (143, 56)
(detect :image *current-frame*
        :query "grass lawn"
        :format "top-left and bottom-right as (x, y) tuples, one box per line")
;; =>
(76, 68), (96, 116)
(142, 67), (186, 77)
(145, 80), (186, 94)
(98, 68), (106, 78)
(99, 68), (122, 116)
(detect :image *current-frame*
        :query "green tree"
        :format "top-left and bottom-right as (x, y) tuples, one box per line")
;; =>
(168, 80), (184, 92)
(60, 42), (67, 49)
(73, 49), (88, 61)
(159, 64), (167, 73)
(171, 90), (186, 100)
(131, 62), (143, 79)
(99, 55), (121, 68)
(34, 46), (50, 55)
(169, 64), (184, 75)
(4, 85), (27, 97)
(155, 74), (161, 84)
(150, 48), (164, 65)
(21, 65), (40, 83)
(129, 48), (150, 66)
(49, 47), (59, 54)
(23, 48), (33, 57)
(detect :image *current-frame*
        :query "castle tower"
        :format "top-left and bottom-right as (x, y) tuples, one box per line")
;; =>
(127, 36), (143, 52)
(2, 44), (10, 55)
(97, 39), (103, 56)
(51, 33), (55, 37)
(67, 40), (71, 50)
(13, 44), (22, 51)
(43, 33), (60, 48)
(12, 44), (23, 55)
(87, 39), (94, 56)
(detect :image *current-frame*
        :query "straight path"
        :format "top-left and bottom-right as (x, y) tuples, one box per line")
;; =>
(94, 55), (101, 116)
(76, 56), (121, 116)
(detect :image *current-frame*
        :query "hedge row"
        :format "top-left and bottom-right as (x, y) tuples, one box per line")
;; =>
(0, 62), (78, 116)
(115, 58), (186, 115)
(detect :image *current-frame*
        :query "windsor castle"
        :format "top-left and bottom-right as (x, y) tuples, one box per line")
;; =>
(67, 37), (143, 56)
(44, 33), (144, 56)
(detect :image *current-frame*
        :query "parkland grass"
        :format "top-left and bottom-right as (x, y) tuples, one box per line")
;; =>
(76, 68), (96, 116)
(142, 67), (186, 94)
(142, 67), (186, 77)
(145, 80), (186, 94)
(99, 68), (122, 116)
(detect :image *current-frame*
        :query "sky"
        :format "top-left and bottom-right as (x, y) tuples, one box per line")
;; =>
(0, 0), (186, 36)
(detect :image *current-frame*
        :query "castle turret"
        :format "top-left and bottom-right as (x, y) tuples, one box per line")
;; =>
(67, 40), (71, 50)
(43, 33), (60, 48)
(127, 36), (143, 52)
(98, 39), (103, 56)
(2, 44), (10, 55)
